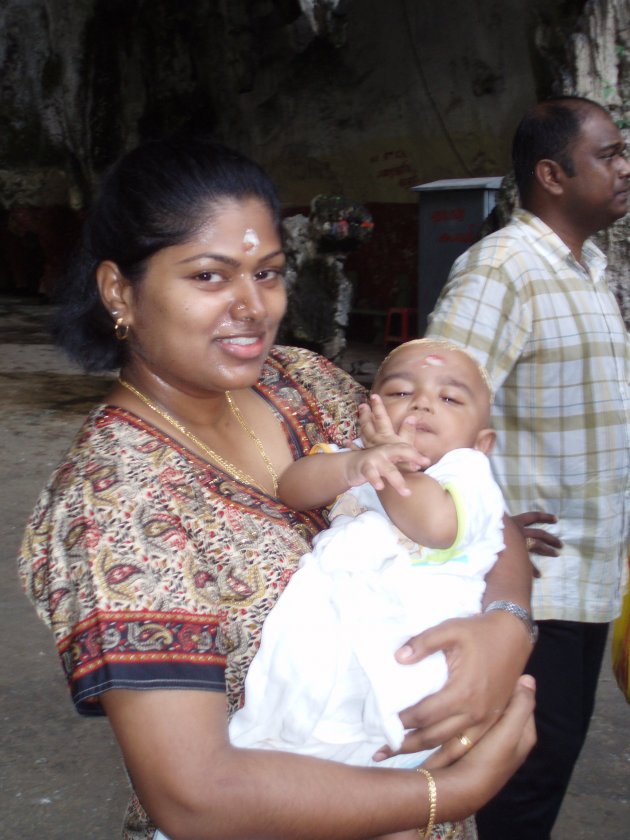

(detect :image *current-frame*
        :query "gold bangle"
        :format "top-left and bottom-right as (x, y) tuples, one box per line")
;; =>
(415, 767), (437, 839)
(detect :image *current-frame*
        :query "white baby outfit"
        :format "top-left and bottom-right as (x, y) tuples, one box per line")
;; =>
(229, 446), (505, 768)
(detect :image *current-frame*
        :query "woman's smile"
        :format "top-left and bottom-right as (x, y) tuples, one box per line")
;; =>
(216, 333), (269, 359)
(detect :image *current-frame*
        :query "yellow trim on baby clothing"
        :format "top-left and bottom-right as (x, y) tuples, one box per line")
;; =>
(411, 481), (467, 566)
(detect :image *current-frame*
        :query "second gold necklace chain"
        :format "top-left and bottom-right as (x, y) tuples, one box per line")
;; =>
(224, 392), (279, 494)
(117, 378), (278, 497)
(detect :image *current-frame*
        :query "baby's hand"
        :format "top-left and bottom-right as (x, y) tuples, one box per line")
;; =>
(345, 443), (425, 496)
(359, 395), (430, 471)
(359, 395), (401, 446)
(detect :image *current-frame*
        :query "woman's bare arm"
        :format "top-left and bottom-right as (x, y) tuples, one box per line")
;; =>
(101, 678), (536, 840)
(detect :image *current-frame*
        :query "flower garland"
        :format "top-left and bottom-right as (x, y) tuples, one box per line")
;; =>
(309, 194), (374, 251)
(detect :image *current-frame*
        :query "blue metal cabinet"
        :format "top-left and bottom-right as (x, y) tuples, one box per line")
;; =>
(412, 176), (503, 335)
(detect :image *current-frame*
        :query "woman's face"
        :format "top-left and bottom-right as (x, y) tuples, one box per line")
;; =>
(121, 197), (287, 395)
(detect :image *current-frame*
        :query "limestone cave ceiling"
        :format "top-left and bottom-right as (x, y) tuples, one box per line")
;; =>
(1, 0), (629, 322)
(3, 0), (615, 207)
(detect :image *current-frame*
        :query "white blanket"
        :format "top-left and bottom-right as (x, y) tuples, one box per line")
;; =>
(230, 448), (504, 768)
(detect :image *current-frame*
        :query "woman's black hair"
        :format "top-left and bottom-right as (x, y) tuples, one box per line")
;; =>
(51, 135), (282, 372)
(512, 96), (609, 206)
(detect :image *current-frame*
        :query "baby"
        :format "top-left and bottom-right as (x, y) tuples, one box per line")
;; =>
(230, 339), (504, 773)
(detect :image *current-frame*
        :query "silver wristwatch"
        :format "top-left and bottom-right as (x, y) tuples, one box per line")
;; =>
(484, 600), (539, 645)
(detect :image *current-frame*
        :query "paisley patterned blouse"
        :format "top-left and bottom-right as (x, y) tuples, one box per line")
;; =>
(18, 345), (476, 840)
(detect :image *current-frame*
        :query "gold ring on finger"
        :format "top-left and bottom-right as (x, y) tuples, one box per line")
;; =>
(525, 536), (536, 551)
(457, 733), (473, 749)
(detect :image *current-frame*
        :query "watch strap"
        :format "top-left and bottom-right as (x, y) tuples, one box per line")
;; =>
(484, 599), (539, 645)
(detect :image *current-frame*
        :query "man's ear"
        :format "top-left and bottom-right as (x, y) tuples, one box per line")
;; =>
(534, 158), (565, 196)
(96, 260), (133, 325)
(474, 427), (496, 456)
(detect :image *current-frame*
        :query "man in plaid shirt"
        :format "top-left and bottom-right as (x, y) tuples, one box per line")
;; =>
(426, 96), (630, 839)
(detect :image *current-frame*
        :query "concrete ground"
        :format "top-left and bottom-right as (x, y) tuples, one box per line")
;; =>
(1, 296), (629, 839)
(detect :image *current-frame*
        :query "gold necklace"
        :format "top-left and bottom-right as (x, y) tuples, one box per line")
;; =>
(117, 378), (278, 497)
(224, 391), (279, 495)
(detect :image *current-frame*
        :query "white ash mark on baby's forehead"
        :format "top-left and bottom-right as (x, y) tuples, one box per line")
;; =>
(420, 354), (445, 367)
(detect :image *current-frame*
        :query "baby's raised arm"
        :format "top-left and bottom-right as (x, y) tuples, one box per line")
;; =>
(377, 468), (458, 548)
(277, 442), (426, 511)
(360, 395), (458, 547)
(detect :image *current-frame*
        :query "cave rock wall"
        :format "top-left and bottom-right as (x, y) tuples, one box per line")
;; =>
(1, 0), (629, 319)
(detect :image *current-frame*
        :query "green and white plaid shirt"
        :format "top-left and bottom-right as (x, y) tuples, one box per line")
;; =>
(426, 209), (630, 622)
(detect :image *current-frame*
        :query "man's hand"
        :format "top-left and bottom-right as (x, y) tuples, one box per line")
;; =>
(512, 510), (563, 558)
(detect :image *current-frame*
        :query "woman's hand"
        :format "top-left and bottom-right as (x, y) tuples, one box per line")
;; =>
(511, 510), (562, 557)
(372, 609), (532, 764)
(432, 675), (536, 818)
(375, 676), (536, 835)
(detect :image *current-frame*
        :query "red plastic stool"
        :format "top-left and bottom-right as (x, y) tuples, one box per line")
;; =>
(383, 307), (418, 345)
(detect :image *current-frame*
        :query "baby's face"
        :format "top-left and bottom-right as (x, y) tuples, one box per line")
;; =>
(373, 342), (493, 464)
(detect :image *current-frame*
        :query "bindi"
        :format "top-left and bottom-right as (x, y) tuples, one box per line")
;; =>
(420, 354), (445, 367)
(243, 228), (260, 253)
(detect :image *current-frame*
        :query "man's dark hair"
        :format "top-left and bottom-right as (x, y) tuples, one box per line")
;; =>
(512, 96), (610, 205)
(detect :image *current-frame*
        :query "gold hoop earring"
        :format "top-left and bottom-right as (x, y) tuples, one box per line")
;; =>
(114, 317), (129, 341)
